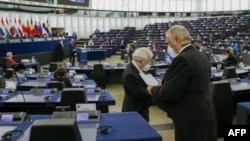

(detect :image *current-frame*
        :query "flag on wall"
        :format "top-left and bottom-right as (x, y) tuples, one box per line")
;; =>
(37, 22), (42, 35)
(42, 18), (51, 34)
(29, 18), (35, 35)
(26, 19), (30, 35)
(17, 17), (23, 36)
(5, 17), (10, 36)
(10, 17), (19, 36)
(0, 17), (6, 37)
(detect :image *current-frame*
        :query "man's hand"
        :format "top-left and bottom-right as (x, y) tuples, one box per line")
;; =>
(147, 86), (152, 95)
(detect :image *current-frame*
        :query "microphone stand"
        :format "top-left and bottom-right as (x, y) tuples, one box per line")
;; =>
(15, 72), (32, 122)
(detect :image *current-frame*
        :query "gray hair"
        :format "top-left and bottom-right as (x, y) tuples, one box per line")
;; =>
(166, 25), (191, 41)
(132, 47), (153, 61)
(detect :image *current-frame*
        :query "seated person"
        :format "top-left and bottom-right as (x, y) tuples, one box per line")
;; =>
(155, 54), (162, 62)
(6, 52), (26, 71)
(53, 67), (73, 88)
(88, 38), (94, 46)
(100, 42), (106, 49)
(224, 47), (238, 67)
(193, 41), (200, 50)
(150, 42), (160, 51)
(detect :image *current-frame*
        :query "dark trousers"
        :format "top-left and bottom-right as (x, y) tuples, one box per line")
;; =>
(69, 52), (75, 66)
(173, 118), (217, 141)
(56, 52), (63, 62)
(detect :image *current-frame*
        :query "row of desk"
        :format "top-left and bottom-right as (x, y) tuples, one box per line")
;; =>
(0, 112), (162, 141)
(0, 89), (115, 114)
(43, 62), (169, 84)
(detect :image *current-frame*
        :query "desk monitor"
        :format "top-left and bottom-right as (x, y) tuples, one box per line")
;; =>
(0, 112), (26, 124)
(30, 119), (82, 141)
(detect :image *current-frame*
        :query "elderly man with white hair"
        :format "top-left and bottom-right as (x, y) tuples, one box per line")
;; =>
(121, 47), (153, 122)
(147, 25), (217, 141)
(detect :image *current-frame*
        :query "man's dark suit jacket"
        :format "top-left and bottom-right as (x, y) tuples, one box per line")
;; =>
(53, 77), (73, 88)
(122, 63), (152, 122)
(56, 43), (64, 61)
(151, 45), (216, 141)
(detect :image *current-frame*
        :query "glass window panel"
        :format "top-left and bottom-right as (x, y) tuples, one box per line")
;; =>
(163, 0), (170, 11)
(240, 0), (249, 10)
(78, 17), (85, 37)
(50, 15), (57, 26)
(176, 0), (184, 12)
(103, 18), (110, 32)
(85, 17), (92, 35)
(184, 0), (192, 12)
(135, 18), (142, 29)
(128, 0), (136, 11)
(215, 0), (223, 11)
(142, 0), (150, 12)
(128, 18), (136, 28)
(72, 16), (78, 34)
(97, 18), (104, 32)
(104, 0), (111, 10)
(122, 0), (129, 11)
(201, 0), (207, 11)
(110, 18), (116, 29)
(207, 0), (215, 11)
(191, 0), (199, 12)
(135, 0), (143, 11)
(169, 0), (176, 11)
(57, 16), (64, 27)
(116, 0), (122, 11)
(91, 17), (98, 32)
(149, 0), (156, 11)
(91, 0), (98, 9)
(65, 16), (72, 35)
(223, 0), (232, 11)
(121, 18), (129, 28)
(97, 0), (105, 9)
(232, 0), (240, 10)
(155, 0), (163, 12)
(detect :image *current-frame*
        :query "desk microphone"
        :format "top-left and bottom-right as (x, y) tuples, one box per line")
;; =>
(15, 72), (31, 122)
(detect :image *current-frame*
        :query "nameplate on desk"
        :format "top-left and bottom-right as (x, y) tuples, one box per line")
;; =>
(77, 110), (100, 123)
(30, 88), (58, 95)
(0, 112), (26, 124)
(85, 87), (101, 94)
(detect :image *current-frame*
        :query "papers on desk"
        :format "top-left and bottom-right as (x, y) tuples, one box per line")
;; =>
(5, 81), (16, 89)
(139, 73), (159, 86)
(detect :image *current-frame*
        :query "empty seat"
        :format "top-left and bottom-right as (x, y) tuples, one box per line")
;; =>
(49, 62), (60, 72)
(60, 88), (87, 111)
(222, 67), (237, 79)
(91, 64), (106, 89)
(210, 80), (234, 138)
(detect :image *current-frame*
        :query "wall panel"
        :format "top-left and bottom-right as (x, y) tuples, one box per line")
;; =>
(232, 0), (240, 10)
(240, 0), (249, 10)
(223, 0), (232, 11)
(215, 0), (223, 11)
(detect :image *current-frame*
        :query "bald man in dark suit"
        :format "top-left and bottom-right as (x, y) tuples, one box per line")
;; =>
(147, 25), (217, 141)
